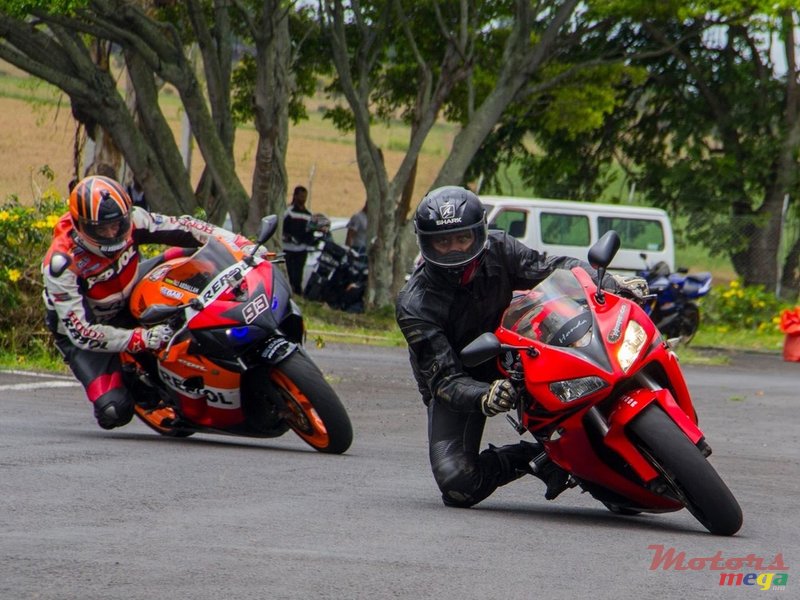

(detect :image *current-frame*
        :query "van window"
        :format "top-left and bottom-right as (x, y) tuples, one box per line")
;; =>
(598, 216), (664, 251)
(489, 209), (527, 238)
(540, 212), (590, 246)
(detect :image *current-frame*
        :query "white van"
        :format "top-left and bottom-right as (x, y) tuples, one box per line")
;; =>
(481, 196), (674, 274)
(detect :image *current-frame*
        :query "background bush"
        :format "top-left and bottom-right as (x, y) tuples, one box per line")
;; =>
(703, 280), (790, 333)
(0, 191), (65, 358)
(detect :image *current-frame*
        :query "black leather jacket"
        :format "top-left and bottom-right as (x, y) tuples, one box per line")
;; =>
(396, 231), (605, 413)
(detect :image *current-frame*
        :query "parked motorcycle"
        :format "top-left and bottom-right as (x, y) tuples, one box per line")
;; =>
(460, 231), (742, 535)
(637, 253), (711, 344)
(304, 237), (367, 313)
(122, 216), (353, 454)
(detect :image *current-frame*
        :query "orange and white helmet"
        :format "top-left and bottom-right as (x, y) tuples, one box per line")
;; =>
(69, 176), (133, 258)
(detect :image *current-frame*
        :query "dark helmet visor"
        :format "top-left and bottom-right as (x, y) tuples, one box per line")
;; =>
(418, 221), (488, 267)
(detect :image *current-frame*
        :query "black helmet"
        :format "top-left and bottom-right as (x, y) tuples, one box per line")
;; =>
(414, 186), (487, 268)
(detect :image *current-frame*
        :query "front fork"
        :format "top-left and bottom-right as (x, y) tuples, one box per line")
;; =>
(592, 372), (710, 482)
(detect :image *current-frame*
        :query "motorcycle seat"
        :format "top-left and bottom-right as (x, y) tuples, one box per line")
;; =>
(685, 272), (712, 284)
(681, 273), (712, 297)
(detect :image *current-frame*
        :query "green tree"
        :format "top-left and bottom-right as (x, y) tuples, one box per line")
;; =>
(321, 0), (584, 307)
(0, 0), (313, 237)
(474, 2), (800, 299)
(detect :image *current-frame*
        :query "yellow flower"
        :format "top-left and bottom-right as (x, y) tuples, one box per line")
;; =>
(730, 280), (739, 289)
(7, 269), (21, 282)
(0, 210), (9, 221)
(46, 214), (60, 228)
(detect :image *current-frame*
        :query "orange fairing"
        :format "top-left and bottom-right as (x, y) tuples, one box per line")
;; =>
(130, 255), (200, 318)
(130, 238), (246, 319)
(155, 338), (244, 428)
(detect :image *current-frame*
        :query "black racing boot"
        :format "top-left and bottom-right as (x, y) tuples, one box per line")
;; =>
(536, 461), (573, 500)
(484, 440), (541, 487)
(528, 447), (574, 500)
(488, 440), (574, 500)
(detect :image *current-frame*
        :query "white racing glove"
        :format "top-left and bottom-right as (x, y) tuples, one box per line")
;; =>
(480, 379), (519, 417)
(240, 244), (271, 259)
(126, 324), (174, 353)
(611, 274), (649, 300)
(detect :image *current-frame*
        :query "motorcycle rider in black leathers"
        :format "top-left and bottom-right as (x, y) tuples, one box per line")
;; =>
(396, 186), (647, 508)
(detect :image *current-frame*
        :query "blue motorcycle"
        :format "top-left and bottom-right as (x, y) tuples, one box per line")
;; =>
(637, 254), (712, 344)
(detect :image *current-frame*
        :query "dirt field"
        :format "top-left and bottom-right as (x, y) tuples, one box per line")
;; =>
(0, 94), (451, 220)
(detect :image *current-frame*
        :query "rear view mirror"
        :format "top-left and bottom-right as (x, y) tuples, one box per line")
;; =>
(588, 231), (620, 305)
(588, 231), (621, 270)
(460, 332), (502, 368)
(257, 215), (279, 245)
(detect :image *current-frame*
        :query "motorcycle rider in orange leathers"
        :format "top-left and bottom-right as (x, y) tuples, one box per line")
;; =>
(42, 175), (251, 429)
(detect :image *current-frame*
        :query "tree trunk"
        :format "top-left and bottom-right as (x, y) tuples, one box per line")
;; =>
(244, 0), (290, 241)
(730, 193), (785, 291)
(780, 235), (800, 301)
(125, 50), (197, 214)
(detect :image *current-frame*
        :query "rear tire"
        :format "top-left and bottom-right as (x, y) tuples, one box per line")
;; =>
(269, 351), (353, 454)
(678, 303), (700, 345)
(629, 405), (742, 535)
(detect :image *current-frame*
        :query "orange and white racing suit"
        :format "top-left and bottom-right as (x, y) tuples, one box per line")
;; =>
(42, 208), (249, 429)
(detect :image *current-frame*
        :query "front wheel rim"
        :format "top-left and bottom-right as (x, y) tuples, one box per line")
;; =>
(270, 370), (331, 448)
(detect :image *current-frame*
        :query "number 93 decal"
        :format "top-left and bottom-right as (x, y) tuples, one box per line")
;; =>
(243, 293), (270, 323)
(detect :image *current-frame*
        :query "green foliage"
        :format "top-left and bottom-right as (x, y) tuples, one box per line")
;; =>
(703, 280), (790, 331)
(231, 7), (328, 126)
(467, 57), (646, 199)
(0, 188), (66, 353)
(0, 0), (85, 17)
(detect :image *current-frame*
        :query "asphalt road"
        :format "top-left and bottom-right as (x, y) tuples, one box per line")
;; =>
(1, 345), (797, 600)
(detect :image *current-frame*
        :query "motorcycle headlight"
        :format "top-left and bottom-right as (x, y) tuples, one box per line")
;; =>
(617, 320), (647, 372)
(226, 325), (268, 347)
(549, 376), (608, 403)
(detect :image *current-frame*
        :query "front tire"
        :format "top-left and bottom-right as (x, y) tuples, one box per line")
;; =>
(269, 351), (353, 454)
(629, 405), (742, 535)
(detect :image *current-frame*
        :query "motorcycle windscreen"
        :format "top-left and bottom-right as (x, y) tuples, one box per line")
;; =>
(164, 237), (239, 297)
(502, 270), (592, 348)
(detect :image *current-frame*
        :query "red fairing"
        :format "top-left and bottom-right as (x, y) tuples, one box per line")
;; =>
(188, 261), (275, 330)
(492, 265), (710, 514)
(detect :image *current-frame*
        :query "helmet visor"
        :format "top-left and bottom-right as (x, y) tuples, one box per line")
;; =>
(418, 221), (488, 267)
(78, 214), (131, 249)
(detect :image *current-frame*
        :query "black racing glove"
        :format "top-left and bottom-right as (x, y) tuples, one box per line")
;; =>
(480, 379), (518, 417)
(611, 274), (649, 300)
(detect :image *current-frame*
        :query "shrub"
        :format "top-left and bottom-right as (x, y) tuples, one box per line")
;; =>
(0, 191), (66, 354)
(703, 280), (790, 332)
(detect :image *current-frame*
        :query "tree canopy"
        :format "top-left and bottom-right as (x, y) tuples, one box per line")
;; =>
(0, 0), (797, 302)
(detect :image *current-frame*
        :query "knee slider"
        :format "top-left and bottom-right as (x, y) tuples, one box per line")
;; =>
(94, 390), (134, 430)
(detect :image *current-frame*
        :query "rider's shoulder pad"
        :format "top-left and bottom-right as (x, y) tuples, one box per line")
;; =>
(48, 252), (72, 277)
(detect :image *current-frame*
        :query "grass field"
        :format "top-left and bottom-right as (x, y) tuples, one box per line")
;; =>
(0, 61), (741, 279)
(0, 63), (454, 222)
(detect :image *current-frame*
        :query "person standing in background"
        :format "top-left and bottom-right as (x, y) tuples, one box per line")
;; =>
(282, 186), (316, 295)
(345, 203), (368, 255)
(126, 179), (148, 210)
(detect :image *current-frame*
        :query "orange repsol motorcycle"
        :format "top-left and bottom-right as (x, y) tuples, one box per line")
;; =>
(122, 216), (353, 454)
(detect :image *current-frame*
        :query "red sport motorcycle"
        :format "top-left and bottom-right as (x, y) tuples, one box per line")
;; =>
(460, 231), (742, 535)
(121, 216), (353, 454)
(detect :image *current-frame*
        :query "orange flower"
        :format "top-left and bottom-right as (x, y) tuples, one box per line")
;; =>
(779, 307), (800, 334)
